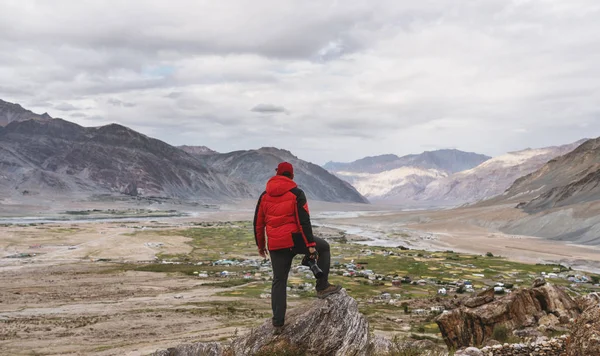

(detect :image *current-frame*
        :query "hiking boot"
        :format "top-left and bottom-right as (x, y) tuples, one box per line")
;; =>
(273, 325), (284, 336)
(317, 284), (342, 299)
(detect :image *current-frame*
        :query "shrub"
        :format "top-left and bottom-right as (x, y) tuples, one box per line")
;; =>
(486, 252), (494, 257)
(492, 324), (509, 343)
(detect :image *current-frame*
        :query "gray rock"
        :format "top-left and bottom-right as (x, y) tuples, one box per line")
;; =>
(455, 347), (483, 356)
(152, 342), (224, 356)
(153, 289), (372, 356)
(533, 277), (546, 288)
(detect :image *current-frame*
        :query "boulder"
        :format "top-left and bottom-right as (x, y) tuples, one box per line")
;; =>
(464, 295), (494, 308)
(455, 347), (483, 356)
(533, 277), (546, 288)
(231, 289), (369, 355)
(153, 289), (374, 356)
(436, 283), (580, 349)
(538, 314), (559, 331)
(566, 305), (600, 356)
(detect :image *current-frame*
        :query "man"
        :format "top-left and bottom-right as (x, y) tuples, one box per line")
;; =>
(253, 161), (342, 333)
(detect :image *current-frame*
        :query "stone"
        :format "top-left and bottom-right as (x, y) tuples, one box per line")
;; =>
(533, 277), (546, 288)
(465, 295), (494, 308)
(153, 289), (374, 356)
(482, 339), (501, 347)
(436, 283), (579, 349)
(455, 347), (483, 356)
(538, 314), (559, 329)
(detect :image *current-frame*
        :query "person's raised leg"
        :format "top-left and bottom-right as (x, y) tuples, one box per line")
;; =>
(313, 237), (341, 299)
(269, 248), (293, 327)
(313, 236), (331, 291)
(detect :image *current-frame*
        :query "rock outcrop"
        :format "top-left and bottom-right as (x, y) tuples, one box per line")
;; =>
(231, 289), (369, 355)
(566, 304), (600, 356)
(153, 289), (376, 356)
(436, 283), (580, 350)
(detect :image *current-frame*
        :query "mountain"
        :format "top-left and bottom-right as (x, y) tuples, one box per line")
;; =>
(0, 116), (253, 200)
(190, 147), (369, 204)
(336, 167), (448, 202)
(324, 149), (490, 201)
(498, 137), (600, 212)
(0, 99), (52, 126)
(179, 145), (218, 155)
(324, 149), (491, 174)
(417, 140), (586, 205)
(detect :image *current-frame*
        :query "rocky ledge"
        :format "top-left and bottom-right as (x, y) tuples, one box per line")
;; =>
(436, 278), (579, 349)
(153, 289), (389, 356)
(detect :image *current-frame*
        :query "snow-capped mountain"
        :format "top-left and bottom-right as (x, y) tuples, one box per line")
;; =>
(336, 167), (447, 200)
(325, 149), (489, 202)
(417, 141), (586, 205)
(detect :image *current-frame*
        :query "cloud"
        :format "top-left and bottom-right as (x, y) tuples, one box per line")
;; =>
(250, 103), (288, 114)
(107, 98), (136, 108)
(1, 0), (600, 164)
(55, 103), (80, 111)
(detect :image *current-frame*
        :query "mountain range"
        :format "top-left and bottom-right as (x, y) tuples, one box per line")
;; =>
(325, 150), (490, 203)
(0, 99), (367, 204)
(417, 141), (587, 205)
(326, 142), (587, 206)
(185, 147), (368, 204)
(324, 149), (491, 174)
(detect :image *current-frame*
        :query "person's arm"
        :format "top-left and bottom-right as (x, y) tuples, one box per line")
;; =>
(253, 192), (267, 257)
(291, 188), (316, 248)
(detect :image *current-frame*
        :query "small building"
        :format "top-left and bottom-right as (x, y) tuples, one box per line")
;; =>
(392, 280), (402, 287)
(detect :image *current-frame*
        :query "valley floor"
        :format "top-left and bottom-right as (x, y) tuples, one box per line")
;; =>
(2, 201), (600, 355)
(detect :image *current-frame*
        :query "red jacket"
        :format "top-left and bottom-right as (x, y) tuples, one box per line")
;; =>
(253, 175), (316, 251)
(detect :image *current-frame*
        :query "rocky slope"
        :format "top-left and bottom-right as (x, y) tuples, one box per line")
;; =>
(178, 145), (217, 156)
(191, 147), (369, 204)
(496, 137), (600, 212)
(0, 99), (52, 126)
(567, 303), (600, 355)
(325, 149), (489, 202)
(436, 279), (580, 350)
(0, 117), (253, 200)
(418, 141), (585, 205)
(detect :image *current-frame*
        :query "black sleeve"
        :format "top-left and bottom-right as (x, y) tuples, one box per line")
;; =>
(290, 188), (315, 245)
(253, 191), (267, 248)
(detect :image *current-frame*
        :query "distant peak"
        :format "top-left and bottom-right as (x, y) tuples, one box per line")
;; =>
(257, 147), (294, 156)
(179, 145), (218, 155)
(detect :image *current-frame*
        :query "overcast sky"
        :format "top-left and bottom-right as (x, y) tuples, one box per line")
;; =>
(1, 0), (599, 164)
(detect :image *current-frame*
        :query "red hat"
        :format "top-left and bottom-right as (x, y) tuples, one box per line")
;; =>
(276, 162), (294, 178)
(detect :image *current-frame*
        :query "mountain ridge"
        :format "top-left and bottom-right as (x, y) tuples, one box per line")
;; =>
(190, 147), (369, 204)
(324, 149), (491, 174)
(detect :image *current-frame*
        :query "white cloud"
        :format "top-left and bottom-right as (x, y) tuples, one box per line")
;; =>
(1, 0), (600, 164)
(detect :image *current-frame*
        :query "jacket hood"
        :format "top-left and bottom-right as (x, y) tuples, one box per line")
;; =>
(266, 175), (297, 197)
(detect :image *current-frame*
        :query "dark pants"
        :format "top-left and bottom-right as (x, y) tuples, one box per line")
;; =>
(269, 236), (331, 327)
